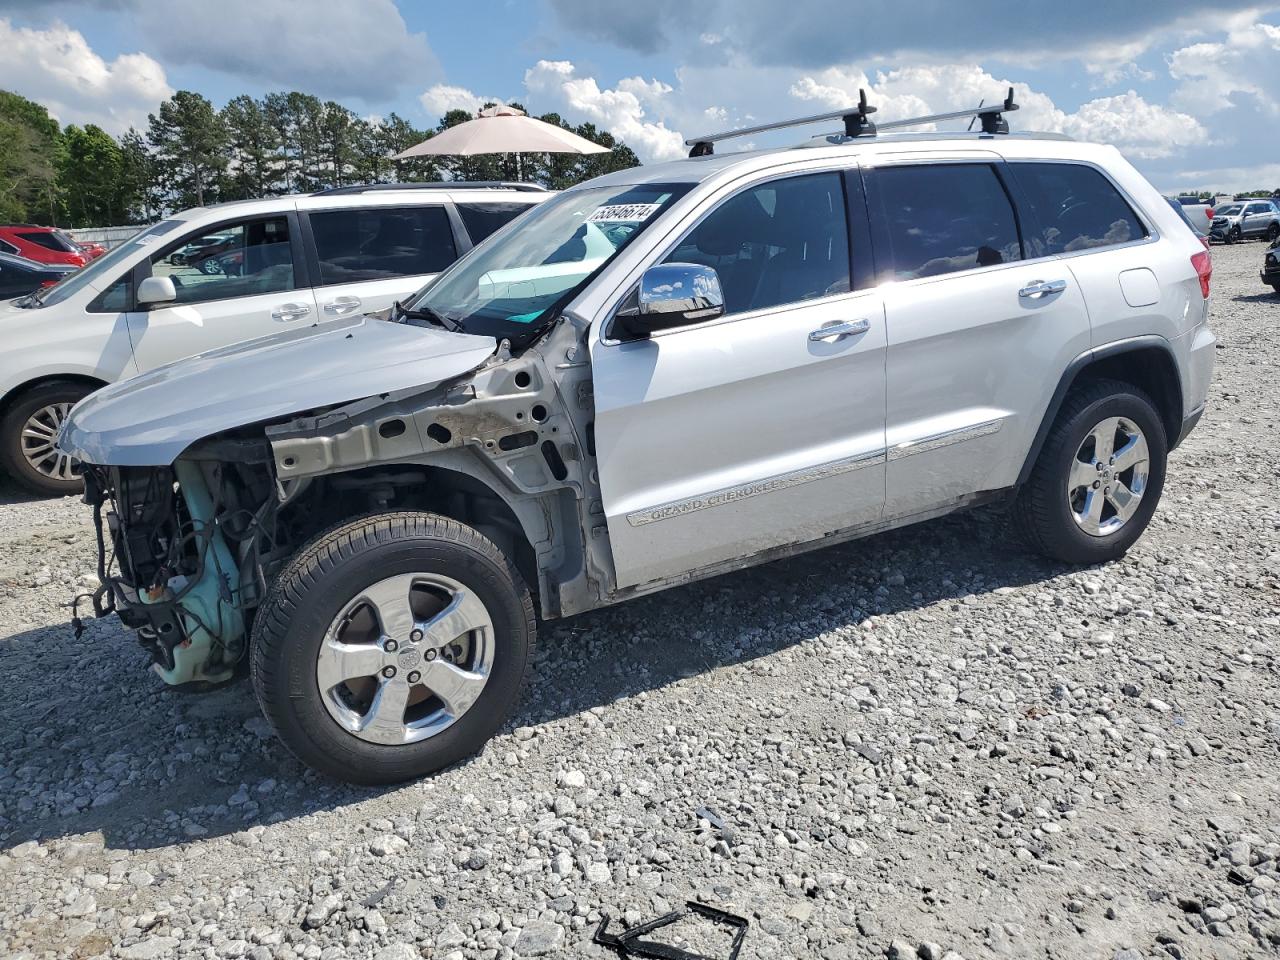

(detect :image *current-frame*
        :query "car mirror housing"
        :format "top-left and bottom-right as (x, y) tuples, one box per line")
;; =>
(136, 275), (177, 307)
(614, 262), (725, 341)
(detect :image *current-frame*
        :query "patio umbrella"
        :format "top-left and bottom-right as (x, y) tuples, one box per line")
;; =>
(393, 105), (610, 159)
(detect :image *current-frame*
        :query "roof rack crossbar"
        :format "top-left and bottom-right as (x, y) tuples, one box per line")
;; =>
(685, 88), (1018, 157)
(312, 181), (548, 197)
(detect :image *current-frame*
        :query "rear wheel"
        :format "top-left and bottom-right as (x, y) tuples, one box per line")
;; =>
(1267, 223), (1279, 242)
(0, 381), (93, 496)
(1015, 379), (1167, 565)
(250, 512), (536, 785)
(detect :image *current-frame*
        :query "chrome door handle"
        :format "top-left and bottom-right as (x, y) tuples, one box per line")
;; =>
(271, 302), (312, 322)
(323, 295), (362, 316)
(809, 318), (870, 342)
(1018, 279), (1067, 299)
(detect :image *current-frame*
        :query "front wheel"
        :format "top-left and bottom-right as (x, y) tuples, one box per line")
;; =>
(250, 512), (536, 785)
(1227, 226), (1242, 244)
(1267, 223), (1279, 243)
(1015, 379), (1168, 565)
(0, 381), (93, 496)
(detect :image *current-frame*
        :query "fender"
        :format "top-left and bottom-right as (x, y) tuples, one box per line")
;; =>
(1016, 334), (1184, 488)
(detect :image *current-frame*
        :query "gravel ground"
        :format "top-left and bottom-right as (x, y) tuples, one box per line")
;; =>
(1, 241), (1278, 960)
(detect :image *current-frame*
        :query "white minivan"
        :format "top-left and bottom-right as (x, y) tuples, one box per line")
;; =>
(0, 183), (549, 494)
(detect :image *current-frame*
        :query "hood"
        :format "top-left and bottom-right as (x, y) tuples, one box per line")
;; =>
(59, 315), (496, 466)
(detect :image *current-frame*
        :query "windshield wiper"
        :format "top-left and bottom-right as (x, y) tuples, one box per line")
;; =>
(392, 300), (461, 332)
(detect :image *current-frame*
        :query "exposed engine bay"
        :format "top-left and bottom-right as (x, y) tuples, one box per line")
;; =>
(83, 315), (615, 686)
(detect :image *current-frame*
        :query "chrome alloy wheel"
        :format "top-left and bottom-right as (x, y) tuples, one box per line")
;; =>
(1067, 416), (1150, 537)
(316, 573), (494, 745)
(21, 402), (79, 482)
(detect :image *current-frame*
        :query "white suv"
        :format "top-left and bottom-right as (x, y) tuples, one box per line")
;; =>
(58, 95), (1216, 784)
(0, 183), (549, 495)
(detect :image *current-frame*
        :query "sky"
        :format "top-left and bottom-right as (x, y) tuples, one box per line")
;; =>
(0, 0), (1278, 193)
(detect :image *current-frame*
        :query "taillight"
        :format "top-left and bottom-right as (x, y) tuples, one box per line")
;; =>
(1206, 208), (1214, 218)
(1191, 249), (1212, 299)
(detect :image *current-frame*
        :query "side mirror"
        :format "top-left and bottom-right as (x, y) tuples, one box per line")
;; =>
(614, 263), (725, 341)
(136, 275), (177, 307)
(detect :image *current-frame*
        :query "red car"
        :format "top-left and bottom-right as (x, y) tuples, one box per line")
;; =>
(0, 225), (93, 267)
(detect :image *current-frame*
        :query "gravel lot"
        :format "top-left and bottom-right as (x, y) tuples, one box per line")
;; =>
(1, 241), (1278, 960)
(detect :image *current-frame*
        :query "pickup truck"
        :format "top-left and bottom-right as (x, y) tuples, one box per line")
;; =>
(1174, 196), (1214, 234)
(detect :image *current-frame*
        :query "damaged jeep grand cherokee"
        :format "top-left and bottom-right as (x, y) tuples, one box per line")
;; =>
(59, 95), (1215, 785)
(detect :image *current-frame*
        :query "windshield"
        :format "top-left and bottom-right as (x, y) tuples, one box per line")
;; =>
(1217, 204), (1243, 216)
(28, 220), (185, 308)
(409, 182), (691, 346)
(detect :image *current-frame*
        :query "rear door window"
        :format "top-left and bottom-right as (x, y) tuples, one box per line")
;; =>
(457, 202), (532, 244)
(310, 206), (457, 285)
(1009, 162), (1147, 254)
(871, 163), (1023, 279)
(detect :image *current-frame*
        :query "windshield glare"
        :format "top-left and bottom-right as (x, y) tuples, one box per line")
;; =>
(411, 183), (690, 345)
(30, 219), (184, 308)
(1217, 204), (1243, 216)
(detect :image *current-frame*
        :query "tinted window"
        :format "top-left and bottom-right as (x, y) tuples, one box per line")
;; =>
(311, 207), (456, 285)
(873, 164), (1022, 279)
(0, 239), (17, 255)
(1011, 162), (1146, 254)
(457, 202), (531, 244)
(150, 218), (295, 306)
(1247, 203), (1270, 214)
(666, 172), (850, 315)
(18, 231), (74, 252)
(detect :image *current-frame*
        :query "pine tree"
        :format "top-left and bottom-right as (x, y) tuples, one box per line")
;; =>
(147, 91), (229, 209)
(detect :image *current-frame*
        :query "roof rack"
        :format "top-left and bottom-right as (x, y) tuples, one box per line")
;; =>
(685, 88), (1019, 158)
(312, 181), (548, 197)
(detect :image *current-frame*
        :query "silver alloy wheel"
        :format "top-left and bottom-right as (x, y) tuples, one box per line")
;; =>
(1067, 415), (1150, 537)
(20, 402), (79, 482)
(316, 572), (494, 745)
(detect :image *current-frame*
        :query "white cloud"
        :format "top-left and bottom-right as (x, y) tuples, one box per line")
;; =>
(419, 85), (503, 118)
(1163, 161), (1280, 193)
(1058, 91), (1204, 159)
(1168, 17), (1280, 115)
(0, 17), (171, 133)
(134, 0), (438, 102)
(791, 64), (1204, 159)
(523, 60), (687, 161)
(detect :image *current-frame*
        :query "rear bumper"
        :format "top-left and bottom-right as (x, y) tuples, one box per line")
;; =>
(1174, 404), (1204, 449)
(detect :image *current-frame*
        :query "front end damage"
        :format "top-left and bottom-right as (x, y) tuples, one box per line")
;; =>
(76, 316), (614, 688)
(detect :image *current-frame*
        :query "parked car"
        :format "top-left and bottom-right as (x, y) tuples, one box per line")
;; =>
(0, 252), (77, 299)
(75, 240), (107, 261)
(0, 224), (92, 267)
(168, 233), (236, 267)
(1263, 237), (1280, 294)
(57, 106), (1215, 785)
(1174, 195), (1214, 234)
(1208, 199), (1280, 244)
(0, 183), (549, 495)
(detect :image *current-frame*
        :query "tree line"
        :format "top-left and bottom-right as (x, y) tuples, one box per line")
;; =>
(0, 88), (641, 229)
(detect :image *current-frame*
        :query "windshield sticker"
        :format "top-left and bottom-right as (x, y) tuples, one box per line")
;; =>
(133, 235), (158, 245)
(587, 203), (662, 224)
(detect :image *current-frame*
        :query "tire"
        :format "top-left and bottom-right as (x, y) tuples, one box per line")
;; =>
(1267, 223), (1280, 243)
(250, 511), (536, 785)
(0, 381), (93, 497)
(1015, 379), (1167, 565)
(199, 257), (222, 275)
(1227, 226), (1242, 244)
